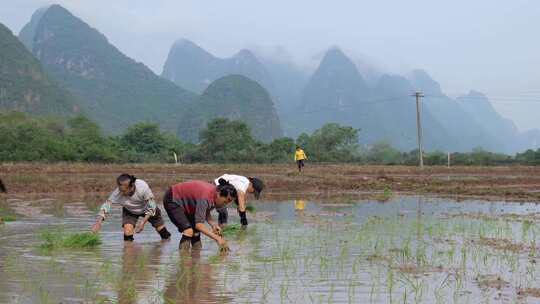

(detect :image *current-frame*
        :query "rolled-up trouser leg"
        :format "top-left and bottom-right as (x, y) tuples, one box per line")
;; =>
(158, 227), (171, 240)
(164, 188), (194, 251)
(188, 215), (201, 250)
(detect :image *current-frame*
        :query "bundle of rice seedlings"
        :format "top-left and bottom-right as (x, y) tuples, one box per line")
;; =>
(62, 232), (102, 248)
(39, 229), (101, 250)
(0, 215), (16, 222)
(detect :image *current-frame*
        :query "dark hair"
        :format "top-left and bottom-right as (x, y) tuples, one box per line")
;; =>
(248, 177), (265, 199)
(217, 178), (237, 199)
(117, 173), (136, 187)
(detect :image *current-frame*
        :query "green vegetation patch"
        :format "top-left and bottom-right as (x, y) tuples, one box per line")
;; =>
(245, 204), (256, 213)
(221, 224), (242, 237)
(1, 215), (17, 222)
(0, 206), (17, 222)
(39, 229), (101, 250)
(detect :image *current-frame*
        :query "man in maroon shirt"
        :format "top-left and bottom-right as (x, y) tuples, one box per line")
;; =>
(163, 179), (237, 251)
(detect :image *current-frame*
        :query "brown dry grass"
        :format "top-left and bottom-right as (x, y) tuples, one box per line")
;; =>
(476, 237), (527, 253)
(476, 274), (509, 290)
(1, 163), (540, 202)
(518, 287), (540, 298)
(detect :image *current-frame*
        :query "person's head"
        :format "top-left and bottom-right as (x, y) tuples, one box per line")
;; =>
(296, 145), (301, 151)
(116, 173), (137, 196)
(247, 177), (265, 199)
(215, 178), (237, 208)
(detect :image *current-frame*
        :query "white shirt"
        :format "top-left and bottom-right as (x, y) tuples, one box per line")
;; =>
(214, 174), (249, 193)
(98, 179), (156, 218)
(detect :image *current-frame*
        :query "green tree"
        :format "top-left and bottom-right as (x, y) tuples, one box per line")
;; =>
(263, 137), (295, 163)
(121, 123), (166, 154)
(365, 141), (402, 164)
(516, 149), (540, 165)
(65, 115), (118, 162)
(0, 112), (69, 161)
(296, 133), (311, 150)
(424, 151), (447, 166)
(199, 118), (258, 163)
(301, 123), (360, 162)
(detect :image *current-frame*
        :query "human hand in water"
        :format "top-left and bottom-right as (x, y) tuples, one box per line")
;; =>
(212, 223), (222, 236)
(135, 221), (145, 233)
(91, 216), (103, 233)
(218, 238), (229, 253)
(135, 214), (151, 233)
(91, 222), (101, 233)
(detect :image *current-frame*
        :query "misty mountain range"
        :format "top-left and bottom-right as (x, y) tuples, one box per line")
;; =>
(1, 4), (538, 153)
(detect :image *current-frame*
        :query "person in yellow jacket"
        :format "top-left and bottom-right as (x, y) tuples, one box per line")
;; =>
(294, 146), (308, 172)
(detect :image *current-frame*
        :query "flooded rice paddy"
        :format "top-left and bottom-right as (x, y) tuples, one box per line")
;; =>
(2, 196), (540, 303)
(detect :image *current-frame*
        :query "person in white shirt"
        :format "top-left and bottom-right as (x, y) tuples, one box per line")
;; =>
(214, 174), (264, 226)
(91, 174), (171, 242)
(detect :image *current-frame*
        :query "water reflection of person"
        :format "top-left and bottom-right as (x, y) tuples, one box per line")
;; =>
(0, 178), (6, 193)
(117, 242), (164, 303)
(295, 199), (306, 212)
(163, 251), (231, 303)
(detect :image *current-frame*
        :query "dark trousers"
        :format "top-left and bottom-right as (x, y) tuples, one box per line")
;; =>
(163, 188), (196, 232)
(297, 159), (305, 171)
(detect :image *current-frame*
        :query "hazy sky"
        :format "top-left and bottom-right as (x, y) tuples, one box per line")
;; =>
(2, 0), (540, 131)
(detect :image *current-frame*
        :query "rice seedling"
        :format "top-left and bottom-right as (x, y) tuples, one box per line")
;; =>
(39, 228), (102, 250)
(221, 223), (243, 237)
(245, 204), (256, 213)
(1, 215), (16, 222)
(63, 232), (102, 248)
(5, 193), (540, 303)
(0, 205), (17, 222)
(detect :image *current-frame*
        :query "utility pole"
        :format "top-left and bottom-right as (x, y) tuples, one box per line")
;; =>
(411, 92), (424, 168)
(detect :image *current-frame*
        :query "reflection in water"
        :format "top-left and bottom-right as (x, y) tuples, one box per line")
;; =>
(117, 242), (165, 303)
(3, 196), (540, 303)
(163, 251), (231, 304)
(294, 199), (306, 211)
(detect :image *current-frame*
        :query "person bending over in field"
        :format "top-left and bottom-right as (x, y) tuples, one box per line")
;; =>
(294, 145), (308, 172)
(213, 174), (264, 226)
(163, 179), (237, 251)
(91, 174), (171, 242)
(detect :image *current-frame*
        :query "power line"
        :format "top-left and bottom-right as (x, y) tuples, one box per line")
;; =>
(279, 95), (408, 118)
(426, 94), (540, 103)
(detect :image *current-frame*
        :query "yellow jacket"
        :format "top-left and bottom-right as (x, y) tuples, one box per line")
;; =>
(295, 149), (307, 161)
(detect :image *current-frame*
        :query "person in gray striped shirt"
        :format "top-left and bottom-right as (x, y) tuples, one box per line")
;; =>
(91, 174), (171, 241)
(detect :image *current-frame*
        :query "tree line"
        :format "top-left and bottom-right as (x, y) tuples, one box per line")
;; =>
(1, 112), (539, 165)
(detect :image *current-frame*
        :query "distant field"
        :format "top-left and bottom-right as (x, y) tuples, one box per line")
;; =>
(1, 163), (539, 202)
